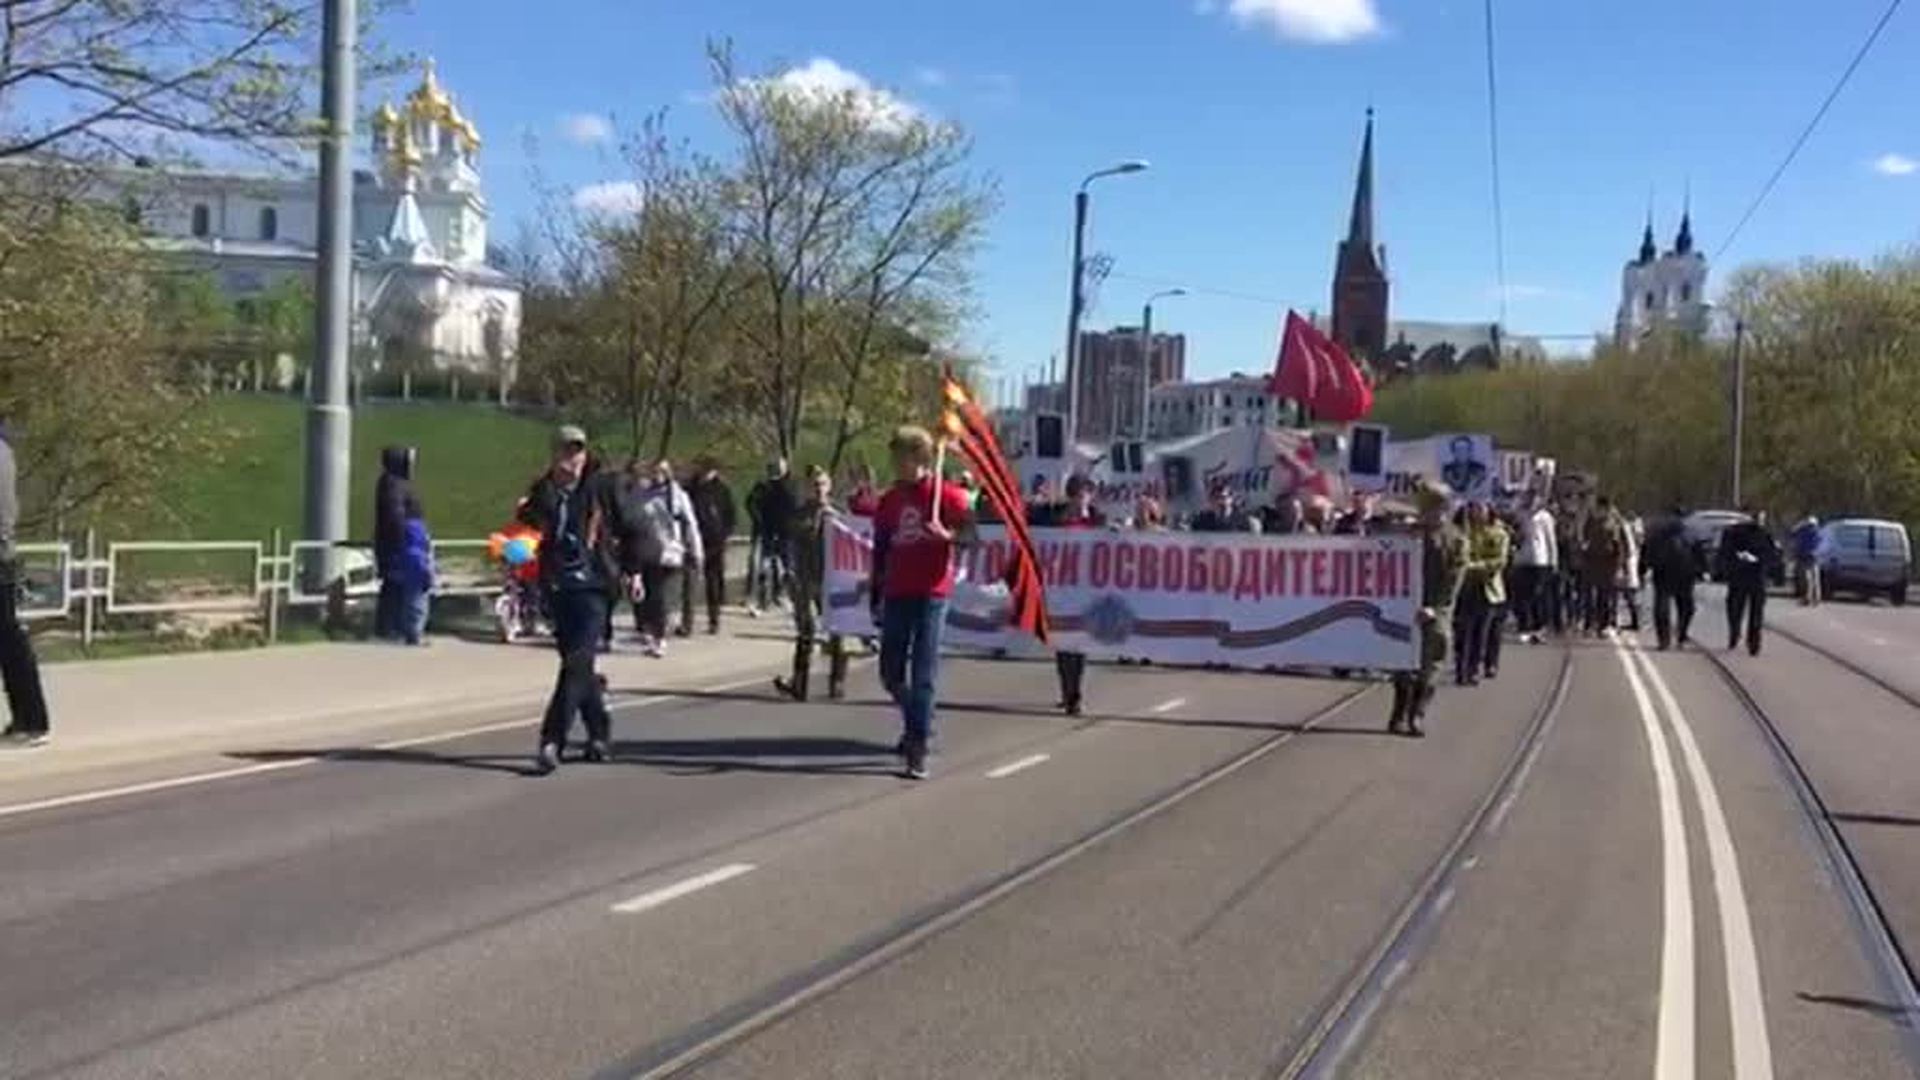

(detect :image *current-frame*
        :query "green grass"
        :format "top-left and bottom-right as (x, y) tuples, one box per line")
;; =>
(95, 395), (900, 545)
(116, 396), (559, 542)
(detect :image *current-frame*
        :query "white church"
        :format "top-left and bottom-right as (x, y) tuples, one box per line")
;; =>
(1615, 211), (1710, 346)
(99, 61), (521, 392)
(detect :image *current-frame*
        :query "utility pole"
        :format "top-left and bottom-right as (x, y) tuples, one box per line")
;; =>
(1730, 318), (1746, 507)
(304, 0), (356, 559)
(1063, 189), (1089, 451)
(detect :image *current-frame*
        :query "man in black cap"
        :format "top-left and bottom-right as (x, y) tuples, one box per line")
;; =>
(518, 425), (629, 774)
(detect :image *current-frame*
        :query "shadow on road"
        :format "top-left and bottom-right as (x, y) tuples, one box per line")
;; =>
(227, 747), (541, 777)
(608, 736), (903, 778)
(1828, 810), (1920, 829)
(1796, 990), (1917, 1018)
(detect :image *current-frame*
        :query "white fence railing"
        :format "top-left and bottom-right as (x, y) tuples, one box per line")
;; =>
(19, 531), (759, 647)
(19, 530), (494, 647)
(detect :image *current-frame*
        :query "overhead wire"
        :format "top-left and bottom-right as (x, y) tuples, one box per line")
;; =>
(1714, 0), (1904, 261)
(1482, 0), (1509, 327)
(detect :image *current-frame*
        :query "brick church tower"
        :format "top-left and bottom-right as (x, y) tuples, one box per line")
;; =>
(1331, 109), (1388, 361)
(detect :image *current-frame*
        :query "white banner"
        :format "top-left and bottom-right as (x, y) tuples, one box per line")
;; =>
(821, 516), (1422, 671)
(1351, 433), (1497, 503)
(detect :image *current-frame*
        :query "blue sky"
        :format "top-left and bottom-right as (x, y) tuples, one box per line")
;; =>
(381, 0), (1920, 383)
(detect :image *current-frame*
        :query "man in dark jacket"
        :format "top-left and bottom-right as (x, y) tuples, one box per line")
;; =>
(747, 459), (798, 612)
(518, 426), (628, 774)
(1717, 507), (1780, 657)
(774, 466), (848, 702)
(1190, 483), (1256, 533)
(1051, 474), (1105, 715)
(0, 419), (50, 747)
(687, 460), (736, 634)
(372, 446), (417, 642)
(1644, 505), (1700, 650)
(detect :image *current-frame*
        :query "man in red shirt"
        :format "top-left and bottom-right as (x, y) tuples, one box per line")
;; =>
(871, 426), (974, 779)
(1049, 474), (1104, 714)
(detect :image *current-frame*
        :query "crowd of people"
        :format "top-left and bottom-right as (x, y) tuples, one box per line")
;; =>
(363, 424), (1800, 777)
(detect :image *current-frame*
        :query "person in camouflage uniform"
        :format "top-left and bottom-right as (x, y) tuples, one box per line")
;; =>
(1391, 481), (1467, 737)
(773, 466), (849, 702)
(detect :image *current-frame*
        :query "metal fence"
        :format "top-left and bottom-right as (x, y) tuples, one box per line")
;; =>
(19, 531), (757, 647)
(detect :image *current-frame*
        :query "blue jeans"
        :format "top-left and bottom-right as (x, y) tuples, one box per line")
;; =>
(398, 585), (430, 645)
(879, 596), (947, 749)
(542, 588), (611, 749)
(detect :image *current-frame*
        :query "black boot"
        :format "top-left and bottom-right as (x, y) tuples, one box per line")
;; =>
(1388, 681), (1411, 734)
(774, 643), (811, 701)
(826, 639), (848, 700)
(1409, 680), (1435, 737)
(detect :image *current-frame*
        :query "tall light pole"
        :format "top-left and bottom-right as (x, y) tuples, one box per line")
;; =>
(1730, 317), (1746, 507)
(1063, 160), (1148, 455)
(305, 0), (356, 557)
(1139, 288), (1186, 440)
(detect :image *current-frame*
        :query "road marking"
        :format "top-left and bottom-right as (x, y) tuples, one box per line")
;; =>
(985, 753), (1051, 779)
(1151, 697), (1187, 714)
(1615, 645), (1696, 1080)
(611, 863), (756, 914)
(1633, 644), (1775, 1080)
(0, 673), (773, 822)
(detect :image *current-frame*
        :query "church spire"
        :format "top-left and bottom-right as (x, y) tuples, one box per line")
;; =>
(1347, 107), (1375, 250)
(1638, 214), (1657, 265)
(1674, 186), (1694, 255)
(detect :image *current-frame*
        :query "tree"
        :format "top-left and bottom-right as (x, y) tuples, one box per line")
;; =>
(708, 44), (993, 460)
(0, 0), (407, 163)
(0, 169), (211, 533)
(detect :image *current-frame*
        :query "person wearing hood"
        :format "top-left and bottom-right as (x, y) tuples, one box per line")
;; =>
(619, 458), (704, 658)
(686, 459), (736, 635)
(0, 419), (51, 747)
(372, 446), (418, 642)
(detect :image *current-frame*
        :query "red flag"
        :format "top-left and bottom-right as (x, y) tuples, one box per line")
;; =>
(941, 373), (1051, 644)
(1270, 310), (1374, 423)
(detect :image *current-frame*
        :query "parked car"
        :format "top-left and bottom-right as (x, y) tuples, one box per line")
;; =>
(1807, 518), (1911, 605)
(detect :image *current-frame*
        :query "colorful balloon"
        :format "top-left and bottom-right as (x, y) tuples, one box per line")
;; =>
(503, 537), (535, 566)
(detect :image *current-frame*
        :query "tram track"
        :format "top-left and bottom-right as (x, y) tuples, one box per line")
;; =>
(1698, 638), (1920, 1071)
(1271, 646), (1574, 1079)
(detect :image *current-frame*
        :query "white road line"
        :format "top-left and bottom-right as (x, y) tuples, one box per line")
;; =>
(1151, 697), (1187, 714)
(0, 673), (771, 821)
(985, 753), (1051, 779)
(1633, 644), (1775, 1080)
(611, 863), (756, 914)
(1615, 645), (1696, 1080)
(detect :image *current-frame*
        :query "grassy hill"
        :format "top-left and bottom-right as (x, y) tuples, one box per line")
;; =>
(100, 395), (897, 543)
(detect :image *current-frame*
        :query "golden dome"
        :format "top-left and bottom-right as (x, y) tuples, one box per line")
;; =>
(406, 58), (453, 122)
(371, 101), (400, 134)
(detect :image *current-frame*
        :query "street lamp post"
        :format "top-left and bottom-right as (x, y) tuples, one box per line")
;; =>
(1139, 288), (1186, 440)
(304, 0), (356, 562)
(1063, 160), (1148, 458)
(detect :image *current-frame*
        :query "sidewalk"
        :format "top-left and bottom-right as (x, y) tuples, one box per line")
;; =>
(0, 616), (803, 786)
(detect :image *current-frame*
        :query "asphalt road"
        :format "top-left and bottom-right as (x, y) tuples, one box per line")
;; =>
(3, 598), (1918, 1079)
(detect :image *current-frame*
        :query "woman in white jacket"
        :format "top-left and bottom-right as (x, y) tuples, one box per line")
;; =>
(620, 459), (705, 657)
(1615, 513), (1644, 633)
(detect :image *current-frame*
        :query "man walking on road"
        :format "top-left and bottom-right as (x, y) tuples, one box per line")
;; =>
(0, 420), (50, 748)
(774, 466), (847, 702)
(872, 427), (974, 780)
(1390, 482), (1465, 738)
(1049, 474), (1105, 716)
(687, 460), (735, 634)
(747, 459), (797, 614)
(1644, 504), (1700, 650)
(1718, 507), (1780, 657)
(1791, 514), (1824, 606)
(1511, 494), (1557, 644)
(520, 426), (628, 774)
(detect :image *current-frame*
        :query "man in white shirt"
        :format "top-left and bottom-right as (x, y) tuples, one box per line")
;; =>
(1510, 494), (1558, 644)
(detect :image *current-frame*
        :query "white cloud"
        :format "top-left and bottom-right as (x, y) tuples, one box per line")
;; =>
(559, 112), (613, 146)
(914, 66), (948, 87)
(571, 180), (644, 216)
(758, 57), (924, 132)
(1220, 0), (1382, 43)
(1873, 152), (1917, 177)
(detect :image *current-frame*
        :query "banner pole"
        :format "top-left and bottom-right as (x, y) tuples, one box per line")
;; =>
(931, 437), (948, 531)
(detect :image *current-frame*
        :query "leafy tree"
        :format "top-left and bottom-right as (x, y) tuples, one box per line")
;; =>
(0, 0), (408, 163)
